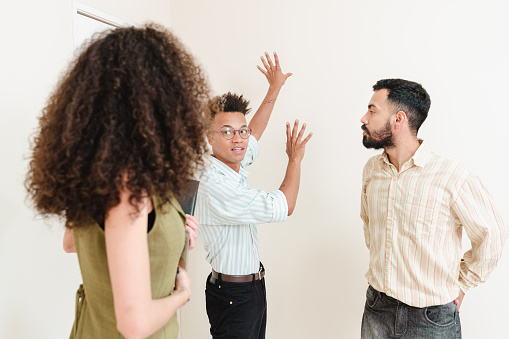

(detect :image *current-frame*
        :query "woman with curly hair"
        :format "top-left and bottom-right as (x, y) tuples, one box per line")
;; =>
(25, 24), (209, 339)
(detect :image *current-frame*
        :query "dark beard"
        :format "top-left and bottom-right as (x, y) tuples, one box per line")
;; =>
(362, 120), (395, 149)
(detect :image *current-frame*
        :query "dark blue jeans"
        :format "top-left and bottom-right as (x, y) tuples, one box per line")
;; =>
(361, 285), (461, 339)
(205, 273), (267, 339)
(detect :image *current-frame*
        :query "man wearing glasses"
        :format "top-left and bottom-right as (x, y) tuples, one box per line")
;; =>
(195, 53), (312, 339)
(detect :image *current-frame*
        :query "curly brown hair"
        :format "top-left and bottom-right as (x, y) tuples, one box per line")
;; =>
(26, 24), (210, 227)
(207, 92), (251, 119)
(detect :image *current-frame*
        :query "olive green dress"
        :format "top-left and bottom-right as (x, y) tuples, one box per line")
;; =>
(70, 194), (185, 339)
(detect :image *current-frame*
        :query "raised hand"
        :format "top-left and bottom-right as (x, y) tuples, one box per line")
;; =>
(257, 52), (293, 89)
(286, 120), (312, 162)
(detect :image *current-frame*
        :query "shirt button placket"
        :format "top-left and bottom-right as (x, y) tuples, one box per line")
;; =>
(385, 174), (398, 296)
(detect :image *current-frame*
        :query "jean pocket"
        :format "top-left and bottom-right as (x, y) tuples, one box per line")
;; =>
(424, 302), (457, 327)
(205, 287), (223, 325)
(222, 283), (254, 306)
(366, 286), (380, 309)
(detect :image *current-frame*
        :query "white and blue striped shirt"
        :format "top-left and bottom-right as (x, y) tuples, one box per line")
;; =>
(196, 135), (288, 275)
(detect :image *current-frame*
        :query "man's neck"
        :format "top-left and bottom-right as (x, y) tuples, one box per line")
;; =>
(212, 154), (241, 173)
(384, 136), (421, 172)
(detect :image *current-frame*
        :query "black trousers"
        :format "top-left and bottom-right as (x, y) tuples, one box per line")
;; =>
(205, 273), (267, 339)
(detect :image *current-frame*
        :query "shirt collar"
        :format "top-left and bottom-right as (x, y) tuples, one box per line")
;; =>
(412, 139), (432, 167)
(210, 156), (248, 180)
(379, 139), (432, 168)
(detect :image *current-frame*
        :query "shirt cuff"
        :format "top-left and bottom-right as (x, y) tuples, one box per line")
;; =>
(270, 190), (288, 223)
(458, 278), (471, 294)
(458, 261), (475, 293)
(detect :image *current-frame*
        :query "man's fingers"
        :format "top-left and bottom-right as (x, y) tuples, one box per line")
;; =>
(285, 72), (293, 79)
(256, 65), (268, 77)
(297, 123), (307, 140)
(260, 55), (270, 71)
(273, 52), (280, 70)
(292, 120), (299, 140)
(286, 122), (291, 141)
(301, 132), (313, 146)
(265, 52), (275, 69)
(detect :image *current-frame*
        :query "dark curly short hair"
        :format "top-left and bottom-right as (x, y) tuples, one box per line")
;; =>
(207, 92), (251, 118)
(373, 78), (431, 134)
(25, 24), (210, 227)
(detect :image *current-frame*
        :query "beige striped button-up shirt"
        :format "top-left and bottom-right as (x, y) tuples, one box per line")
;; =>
(361, 140), (508, 307)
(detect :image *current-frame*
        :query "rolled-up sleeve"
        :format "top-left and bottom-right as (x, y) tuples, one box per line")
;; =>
(268, 189), (288, 223)
(208, 183), (288, 225)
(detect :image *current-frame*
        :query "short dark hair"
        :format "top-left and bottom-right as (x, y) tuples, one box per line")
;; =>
(207, 92), (251, 118)
(373, 78), (431, 134)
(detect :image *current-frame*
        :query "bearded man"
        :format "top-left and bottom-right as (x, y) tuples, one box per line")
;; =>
(359, 78), (508, 339)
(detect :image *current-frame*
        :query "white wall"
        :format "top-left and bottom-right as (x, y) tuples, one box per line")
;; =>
(170, 1), (509, 338)
(0, 1), (171, 338)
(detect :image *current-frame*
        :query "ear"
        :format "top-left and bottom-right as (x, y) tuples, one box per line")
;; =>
(393, 111), (407, 130)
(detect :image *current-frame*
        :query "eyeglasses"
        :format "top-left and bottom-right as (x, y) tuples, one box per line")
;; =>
(212, 126), (252, 140)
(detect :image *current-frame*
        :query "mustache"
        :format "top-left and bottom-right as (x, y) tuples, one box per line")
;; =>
(361, 124), (371, 135)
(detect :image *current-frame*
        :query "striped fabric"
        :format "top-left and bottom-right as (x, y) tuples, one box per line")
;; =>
(361, 140), (508, 307)
(196, 135), (288, 275)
